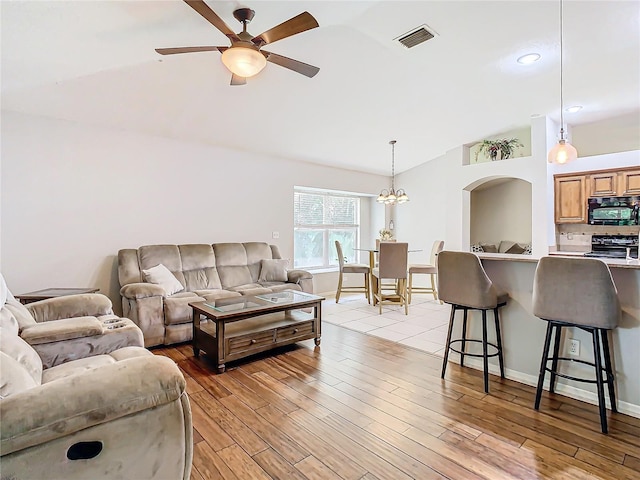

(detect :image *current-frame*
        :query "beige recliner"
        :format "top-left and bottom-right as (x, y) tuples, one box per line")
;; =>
(1, 274), (143, 368)
(0, 284), (193, 479)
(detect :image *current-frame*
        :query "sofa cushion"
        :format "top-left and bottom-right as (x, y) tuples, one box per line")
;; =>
(0, 330), (42, 386)
(42, 354), (117, 383)
(143, 264), (184, 296)
(178, 244), (223, 291)
(505, 243), (526, 254)
(214, 244), (253, 288)
(259, 259), (289, 282)
(480, 244), (498, 253)
(0, 351), (38, 397)
(164, 293), (203, 326)
(259, 282), (302, 293)
(228, 284), (272, 296)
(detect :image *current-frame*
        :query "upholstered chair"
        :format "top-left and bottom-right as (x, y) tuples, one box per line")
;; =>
(438, 251), (508, 393)
(532, 256), (621, 433)
(0, 295), (193, 479)
(371, 242), (409, 315)
(408, 240), (444, 303)
(335, 240), (370, 303)
(1, 274), (143, 368)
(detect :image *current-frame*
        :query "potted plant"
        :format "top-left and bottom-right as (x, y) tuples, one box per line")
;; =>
(475, 138), (523, 161)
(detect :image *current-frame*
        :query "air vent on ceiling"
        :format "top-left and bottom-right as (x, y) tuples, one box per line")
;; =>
(395, 24), (436, 49)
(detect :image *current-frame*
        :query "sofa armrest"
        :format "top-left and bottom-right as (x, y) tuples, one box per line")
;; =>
(20, 317), (104, 345)
(287, 269), (313, 283)
(0, 355), (185, 455)
(287, 269), (314, 294)
(120, 282), (166, 299)
(27, 294), (113, 323)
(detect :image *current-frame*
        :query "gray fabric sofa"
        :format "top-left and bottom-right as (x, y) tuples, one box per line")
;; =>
(1, 274), (143, 368)
(118, 242), (314, 347)
(0, 289), (193, 480)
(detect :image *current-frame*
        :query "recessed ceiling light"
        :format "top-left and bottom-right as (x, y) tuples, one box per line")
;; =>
(565, 105), (583, 113)
(517, 53), (541, 64)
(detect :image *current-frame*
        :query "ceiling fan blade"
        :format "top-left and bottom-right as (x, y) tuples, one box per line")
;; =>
(184, 0), (239, 41)
(252, 12), (318, 46)
(263, 51), (320, 78)
(155, 46), (222, 55)
(230, 74), (247, 86)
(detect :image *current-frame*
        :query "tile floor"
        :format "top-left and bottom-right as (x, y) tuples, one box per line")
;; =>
(322, 292), (451, 356)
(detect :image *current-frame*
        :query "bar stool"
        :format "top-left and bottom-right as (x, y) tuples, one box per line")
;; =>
(438, 251), (508, 393)
(532, 256), (621, 434)
(335, 240), (370, 303)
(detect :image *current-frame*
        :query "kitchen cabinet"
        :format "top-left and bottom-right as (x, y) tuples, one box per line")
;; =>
(554, 175), (587, 223)
(588, 172), (618, 197)
(620, 169), (640, 195)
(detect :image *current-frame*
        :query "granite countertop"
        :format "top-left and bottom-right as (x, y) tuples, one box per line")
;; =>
(477, 252), (640, 269)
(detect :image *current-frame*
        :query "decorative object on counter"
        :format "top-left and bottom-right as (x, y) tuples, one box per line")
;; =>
(377, 140), (409, 205)
(548, 0), (578, 165)
(379, 229), (394, 241)
(475, 138), (523, 161)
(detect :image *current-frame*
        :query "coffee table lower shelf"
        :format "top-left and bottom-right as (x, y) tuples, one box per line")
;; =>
(191, 299), (322, 373)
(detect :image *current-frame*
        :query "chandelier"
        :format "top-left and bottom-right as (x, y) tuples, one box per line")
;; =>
(377, 140), (409, 205)
(548, 0), (578, 164)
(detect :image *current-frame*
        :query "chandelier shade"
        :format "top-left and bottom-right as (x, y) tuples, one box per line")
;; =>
(548, 0), (578, 164)
(377, 140), (409, 205)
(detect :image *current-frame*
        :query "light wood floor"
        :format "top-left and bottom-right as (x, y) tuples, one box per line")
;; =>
(154, 322), (640, 480)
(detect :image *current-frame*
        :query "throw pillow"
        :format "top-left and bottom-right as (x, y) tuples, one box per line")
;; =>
(259, 259), (289, 282)
(142, 264), (184, 295)
(480, 243), (498, 253)
(470, 244), (484, 253)
(523, 243), (532, 255)
(505, 243), (526, 254)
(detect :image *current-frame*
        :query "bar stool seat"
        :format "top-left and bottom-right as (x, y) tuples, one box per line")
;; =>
(408, 240), (444, 304)
(438, 251), (508, 393)
(532, 256), (621, 434)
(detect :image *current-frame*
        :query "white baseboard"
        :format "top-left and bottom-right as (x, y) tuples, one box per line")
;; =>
(460, 357), (640, 419)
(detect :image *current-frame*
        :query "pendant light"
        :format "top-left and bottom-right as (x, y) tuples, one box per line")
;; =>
(548, 0), (578, 165)
(377, 140), (409, 205)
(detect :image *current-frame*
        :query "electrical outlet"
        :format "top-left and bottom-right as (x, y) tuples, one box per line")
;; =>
(272, 231), (279, 239)
(568, 339), (580, 356)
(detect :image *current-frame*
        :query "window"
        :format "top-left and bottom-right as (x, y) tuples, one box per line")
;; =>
(294, 188), (361, 269)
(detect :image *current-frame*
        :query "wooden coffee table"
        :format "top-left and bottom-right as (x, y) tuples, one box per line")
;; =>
(189, 290), (323, 373)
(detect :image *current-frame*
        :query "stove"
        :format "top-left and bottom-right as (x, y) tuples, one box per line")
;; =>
(583, 234), (639, 259)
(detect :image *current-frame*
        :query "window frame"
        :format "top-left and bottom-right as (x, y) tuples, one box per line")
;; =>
(293, 188), (363, 270)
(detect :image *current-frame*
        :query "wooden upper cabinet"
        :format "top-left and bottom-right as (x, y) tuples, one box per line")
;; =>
(619, 169), (640, 195)
(588, 172), (618, 197)
(555, 175), (587, 223)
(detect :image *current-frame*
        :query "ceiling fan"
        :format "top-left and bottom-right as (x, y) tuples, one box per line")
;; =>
(155, 0), (320, 85)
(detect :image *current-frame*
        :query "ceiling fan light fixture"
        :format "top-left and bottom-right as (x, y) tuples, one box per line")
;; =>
(221, 46), (267, 78)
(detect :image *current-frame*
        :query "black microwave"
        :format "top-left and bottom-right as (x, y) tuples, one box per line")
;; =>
(588, 196), (640, 225)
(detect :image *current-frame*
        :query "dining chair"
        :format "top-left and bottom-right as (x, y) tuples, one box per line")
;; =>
(335, 240), (370, 303)
(371, 242), (409, 315)
(408, 240), (444, 304)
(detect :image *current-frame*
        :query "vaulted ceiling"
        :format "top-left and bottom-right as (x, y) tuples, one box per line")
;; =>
(2, 1), (639, 175)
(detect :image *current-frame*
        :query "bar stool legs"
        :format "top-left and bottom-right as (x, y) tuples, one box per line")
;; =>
(441, 303), (506, 394)
(534, 321), (616, 433)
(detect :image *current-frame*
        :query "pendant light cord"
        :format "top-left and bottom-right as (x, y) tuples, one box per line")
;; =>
(559, 0), (565, 139)
(390, 140), (396, 191)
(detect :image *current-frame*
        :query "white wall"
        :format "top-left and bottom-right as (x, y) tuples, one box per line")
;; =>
(470, 179), (532, 246)
(1, 111), (388, 308)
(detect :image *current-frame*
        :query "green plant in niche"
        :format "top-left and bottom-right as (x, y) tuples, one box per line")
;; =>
(475, 138), (523, 161)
